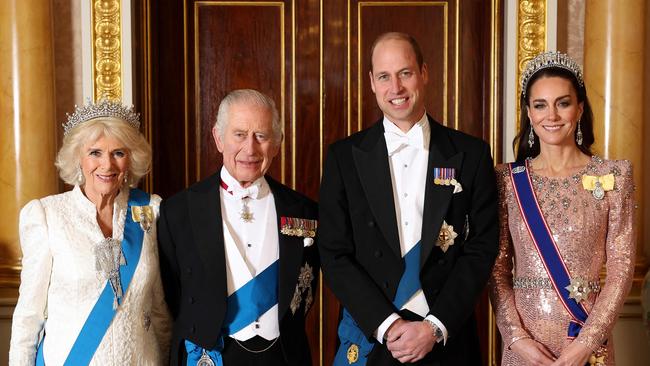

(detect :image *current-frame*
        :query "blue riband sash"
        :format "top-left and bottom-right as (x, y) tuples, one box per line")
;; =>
(333, 241), (422, 365)
(35, 189), (150, 366)
(509, 162), (589, 337)
(186, 260), (279, 365)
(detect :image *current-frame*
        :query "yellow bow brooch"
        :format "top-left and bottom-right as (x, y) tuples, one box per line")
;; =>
(131, 205), (154, 233)
(581, 174), (614, 200)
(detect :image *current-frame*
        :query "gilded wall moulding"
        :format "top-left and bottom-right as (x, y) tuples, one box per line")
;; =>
(92, 0), (122, 101)
(515, 0), (546, 131)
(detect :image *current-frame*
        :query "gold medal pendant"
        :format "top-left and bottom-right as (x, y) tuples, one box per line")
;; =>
(240, 198), (254, 223)
(588, 345), (607, 365)
(346, 344), (359, 364)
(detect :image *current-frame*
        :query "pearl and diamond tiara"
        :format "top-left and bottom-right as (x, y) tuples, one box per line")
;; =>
(63, 99), (140, 136)
(520, 51), (584, 97)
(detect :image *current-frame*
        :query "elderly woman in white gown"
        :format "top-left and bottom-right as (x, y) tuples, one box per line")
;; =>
(9, 99), (171, 365)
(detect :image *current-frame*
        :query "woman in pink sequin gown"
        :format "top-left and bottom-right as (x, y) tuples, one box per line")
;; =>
(489, 52), (636, 366)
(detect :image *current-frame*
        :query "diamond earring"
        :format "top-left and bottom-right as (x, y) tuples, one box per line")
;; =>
(528, 126), (535, 148)
(123, 171), (129, 185)
(576, 119), (583, 146)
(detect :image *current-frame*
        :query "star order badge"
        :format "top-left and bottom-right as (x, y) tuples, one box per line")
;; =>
(290, 263), (314, 315)
(565, 278), (592, 303)
(436, 220), (458, 253)
(347, 343), (359, 364)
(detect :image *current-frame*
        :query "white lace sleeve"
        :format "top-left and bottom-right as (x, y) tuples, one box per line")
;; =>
(9, 199), (53, 366)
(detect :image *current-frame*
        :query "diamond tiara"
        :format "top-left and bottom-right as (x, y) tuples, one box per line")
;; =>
(63, 99), (141, 136)
(520, 51), (584, 97)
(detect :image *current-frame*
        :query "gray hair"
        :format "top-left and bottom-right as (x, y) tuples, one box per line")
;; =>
(55, 118), (152, 187)
(214, 89), (283, 144)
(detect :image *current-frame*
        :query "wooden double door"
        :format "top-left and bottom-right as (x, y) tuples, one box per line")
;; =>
(134, 0), (502, 364)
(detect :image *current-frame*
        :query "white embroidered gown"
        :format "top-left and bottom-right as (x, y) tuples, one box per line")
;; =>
(9, 186), (171, 365)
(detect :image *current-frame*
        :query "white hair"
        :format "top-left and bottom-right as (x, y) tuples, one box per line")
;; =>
(214, 89), (283, 144)
(55, 118), (152, 187)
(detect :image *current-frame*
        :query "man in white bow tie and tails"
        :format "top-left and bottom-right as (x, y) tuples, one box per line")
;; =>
(158, 89), (319, 366)
(319, 32), (499, 365)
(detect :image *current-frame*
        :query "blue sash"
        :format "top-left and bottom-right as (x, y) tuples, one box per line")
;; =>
(186, 260), (279, 366)
(35, 189), (150, 366)
(509, 162), (589, 337)
(333, 241), (422, 365)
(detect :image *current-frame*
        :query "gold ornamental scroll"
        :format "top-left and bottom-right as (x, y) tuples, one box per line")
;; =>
(92, 0), (122, 101)
(516, 0), (546, 131)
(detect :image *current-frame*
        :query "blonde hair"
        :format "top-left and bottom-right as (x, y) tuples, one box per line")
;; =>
(55, 118), (152, 186)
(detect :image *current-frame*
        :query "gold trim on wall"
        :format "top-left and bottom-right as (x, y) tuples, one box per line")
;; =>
(91, 0), (122, 101)
(515, 0), (546, 131)
(488, 1), (501, 365)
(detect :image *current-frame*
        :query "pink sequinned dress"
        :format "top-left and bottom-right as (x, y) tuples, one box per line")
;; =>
(489, 156), (636, 365)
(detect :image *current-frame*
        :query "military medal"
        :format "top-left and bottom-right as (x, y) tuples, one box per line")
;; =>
(197, 349), (215, 366)
(290, 263), (315, 314)
(240, 197), (254, 223)
(131, 205), (154, 233)
(281, 217), (317, 238)
(346, 343), (359, 364)
(220, 180), (256, 223)
(436, 220), (458, 253)
(565, 277), (592, 303)
(592, 181), (605, 200)
(434, 167), (458, 186)
(582, 174), (614, 200)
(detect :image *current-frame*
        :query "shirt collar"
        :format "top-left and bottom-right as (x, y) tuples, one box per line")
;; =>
(382, 113), (430, 152)
(219, 167), (270, 200)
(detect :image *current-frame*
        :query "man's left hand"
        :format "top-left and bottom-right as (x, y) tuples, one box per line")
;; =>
(385, 320), (436, 363)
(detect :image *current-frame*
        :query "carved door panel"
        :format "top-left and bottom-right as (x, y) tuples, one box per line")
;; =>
(135, 0), (502, 364)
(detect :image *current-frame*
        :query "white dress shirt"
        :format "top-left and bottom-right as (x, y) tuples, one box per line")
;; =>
(219, 168), (280, 341)
(375, 114), (449, 345)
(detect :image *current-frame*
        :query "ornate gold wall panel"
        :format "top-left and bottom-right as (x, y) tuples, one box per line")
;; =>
(516, 0), (546, 130)
(92, 0), (122, 101)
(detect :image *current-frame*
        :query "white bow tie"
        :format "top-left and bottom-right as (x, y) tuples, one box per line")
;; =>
(222, 181), (261, 200)
(384, 130), (424, 156)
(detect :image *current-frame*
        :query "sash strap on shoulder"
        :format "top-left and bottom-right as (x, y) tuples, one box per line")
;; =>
(508, 162), (589, 331)
(36, 189), (150, 366)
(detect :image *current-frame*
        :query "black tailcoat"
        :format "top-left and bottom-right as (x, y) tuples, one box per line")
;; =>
(158, 173), (318, 365)
(318, 117), (498, 365)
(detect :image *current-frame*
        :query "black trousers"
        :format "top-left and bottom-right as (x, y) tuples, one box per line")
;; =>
(182, 336), (289, 366)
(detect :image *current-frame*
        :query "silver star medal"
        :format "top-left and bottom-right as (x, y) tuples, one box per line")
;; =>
(94, 238), (126, 309)
(290, 263), (314, 315)
(565, 278), (591, 303)
(436, 220), (458, 253)
(240, 198), (254, 223)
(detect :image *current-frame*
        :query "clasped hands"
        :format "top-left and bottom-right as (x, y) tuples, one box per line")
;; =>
(510, 337), (592, 366)
(385, 318), (436, 364)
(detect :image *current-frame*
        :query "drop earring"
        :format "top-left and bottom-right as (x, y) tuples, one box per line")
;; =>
(576, 119), (583, 146)
(123, 171), (129, 185)
(528, 126), (535, 148)
(77, 166), (84, 185)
